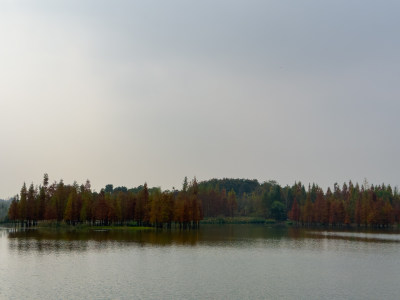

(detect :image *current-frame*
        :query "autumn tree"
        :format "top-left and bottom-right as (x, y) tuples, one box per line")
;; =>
(26, 183), (37, 226)
(94, 190), (109, 225)
(288, 198), (300, 224)
(8, 197), (19, 224)
(18, 183), (27, 225)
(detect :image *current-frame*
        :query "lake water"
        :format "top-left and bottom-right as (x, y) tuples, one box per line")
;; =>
(1, 225), (399, 299)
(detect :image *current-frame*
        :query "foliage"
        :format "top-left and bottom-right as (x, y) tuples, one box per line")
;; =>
(270, 201), (286, 221)
(7, 175), (400, 228)
(8, 175), (202, 229)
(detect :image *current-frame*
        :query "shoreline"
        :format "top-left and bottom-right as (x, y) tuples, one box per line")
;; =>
(2, 218), (399, 232)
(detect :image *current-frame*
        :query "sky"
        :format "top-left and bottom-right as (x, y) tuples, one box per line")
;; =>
(0, 0), (399, 198)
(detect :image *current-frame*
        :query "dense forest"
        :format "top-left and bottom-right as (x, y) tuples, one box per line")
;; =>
(7, 174), (400, 228)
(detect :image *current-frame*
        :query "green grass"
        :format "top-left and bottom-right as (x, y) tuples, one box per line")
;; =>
(201, 217), (272, 224)
(91, 225), (153, 231)
(13, 221), (154, 232)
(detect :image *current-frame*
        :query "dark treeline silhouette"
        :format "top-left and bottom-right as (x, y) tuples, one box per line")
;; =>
(7, 175), (400, 228)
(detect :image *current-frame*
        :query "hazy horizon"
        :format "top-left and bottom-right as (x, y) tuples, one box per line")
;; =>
(1, 1), (399, 198)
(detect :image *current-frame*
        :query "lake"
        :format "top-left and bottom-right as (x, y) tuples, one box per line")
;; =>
(1, 225), (399, 299)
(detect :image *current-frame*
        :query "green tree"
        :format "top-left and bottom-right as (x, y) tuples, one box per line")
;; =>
(262, 184), (281, 218)
(271, 201), (286, 221)
(64, 189), (78, 224)
(105, 184), (114, 194)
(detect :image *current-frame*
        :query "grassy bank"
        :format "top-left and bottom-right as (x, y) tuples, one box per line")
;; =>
(5, 221), (154, 232)
(200, 217), (289, 225)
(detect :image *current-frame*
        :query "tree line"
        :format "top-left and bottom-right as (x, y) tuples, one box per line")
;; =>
(198, 179), (400, 227)
(287, 181), (400, 227)
(8, 174), (202, 229)
(7, 175), (400, 228)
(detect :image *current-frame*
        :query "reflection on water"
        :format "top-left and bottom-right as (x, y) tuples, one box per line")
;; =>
(5, 225), (400, 253)
(1, 225), (400, 300)
(308, 230), (400, 243)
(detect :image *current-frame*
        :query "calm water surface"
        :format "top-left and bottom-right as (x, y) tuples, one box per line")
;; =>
(1, 225), (399, 299)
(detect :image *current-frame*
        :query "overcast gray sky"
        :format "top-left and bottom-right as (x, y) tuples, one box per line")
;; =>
(1, 0), (399, 198)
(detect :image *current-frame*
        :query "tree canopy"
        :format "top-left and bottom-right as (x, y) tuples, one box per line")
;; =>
(7, 175), (400, 228)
